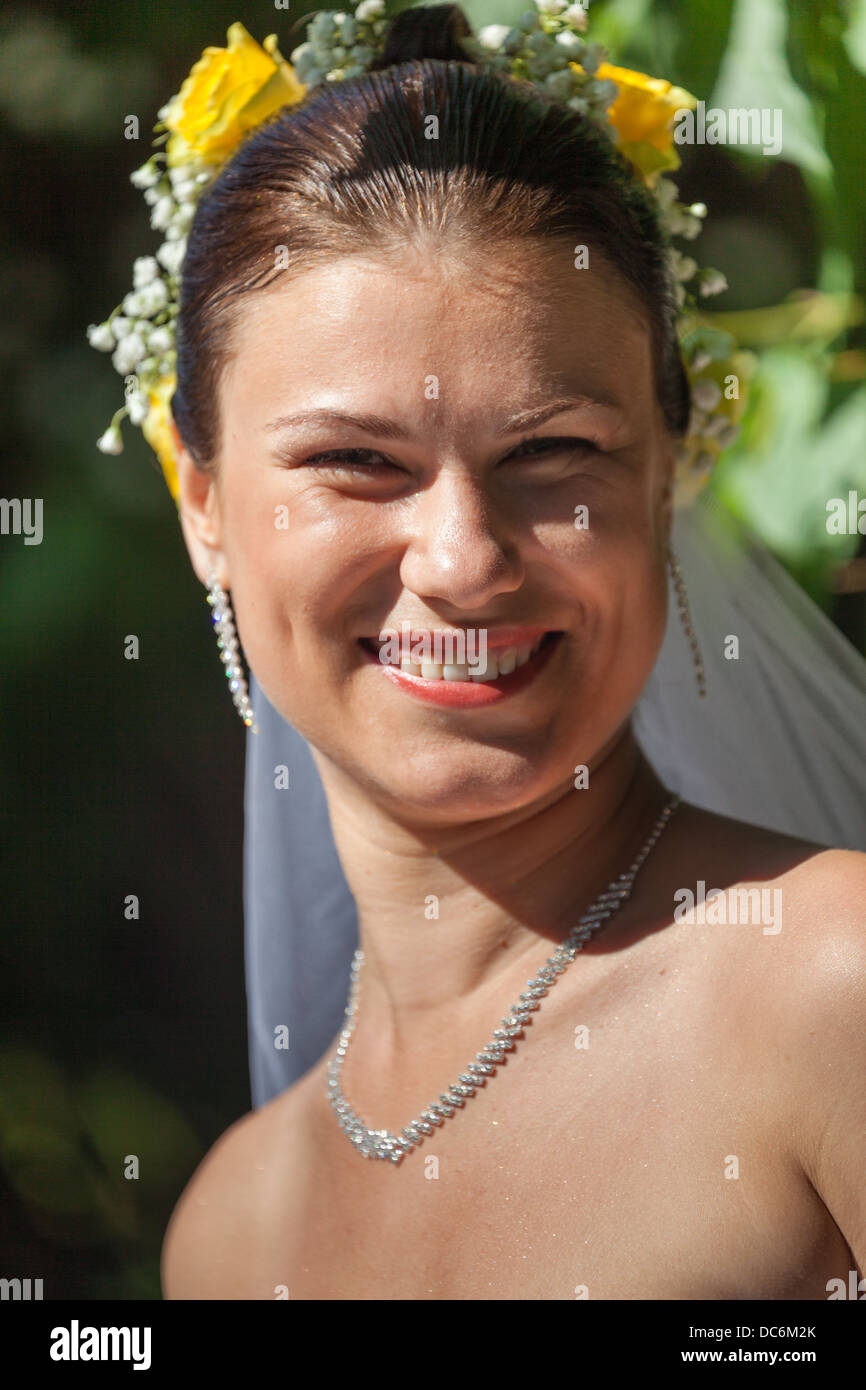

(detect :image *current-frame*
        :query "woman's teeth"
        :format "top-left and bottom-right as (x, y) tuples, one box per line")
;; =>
(375, 634), (549, 682)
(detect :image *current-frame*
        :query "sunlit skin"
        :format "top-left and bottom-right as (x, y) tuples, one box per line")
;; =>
(163, 241), (866, 1300)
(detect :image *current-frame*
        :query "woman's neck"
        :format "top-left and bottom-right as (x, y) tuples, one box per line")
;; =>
(311, 724), (668, 1051)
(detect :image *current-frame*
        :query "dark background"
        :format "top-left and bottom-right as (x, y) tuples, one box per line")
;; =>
(1, 0), (864, 1298)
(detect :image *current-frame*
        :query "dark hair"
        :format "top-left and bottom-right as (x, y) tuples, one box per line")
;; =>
(172, 3), (690, 467)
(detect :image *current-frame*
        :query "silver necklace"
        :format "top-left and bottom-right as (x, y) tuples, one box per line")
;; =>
(327, 792), (680, 1163)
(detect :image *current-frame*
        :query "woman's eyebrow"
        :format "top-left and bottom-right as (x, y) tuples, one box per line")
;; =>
(263, 410), (412, 440)
(263, 396), (626, 440)
(492, 396), (626, 435)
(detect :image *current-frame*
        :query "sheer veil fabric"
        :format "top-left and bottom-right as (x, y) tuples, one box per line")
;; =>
(243, 489), (866, 1107)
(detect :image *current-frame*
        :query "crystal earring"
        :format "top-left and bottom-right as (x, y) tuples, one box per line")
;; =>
(667, 544), (706, 697)
(205, 567), (259, 732)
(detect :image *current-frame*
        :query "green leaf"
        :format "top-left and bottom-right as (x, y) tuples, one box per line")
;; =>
(710, 0), (832, 177)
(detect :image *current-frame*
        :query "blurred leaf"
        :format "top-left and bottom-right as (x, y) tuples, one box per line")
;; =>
(0, 11), (157, 141)
(707, 289), (864, 346)
(714, 350), (866, 580)
(711, 0), (832, 177)
(74, 1065), (202, 1203)
(0, 1048), (80, 1135)
(669, 0), (736, 101)
(786, 0), (866, 273)
(845, 0), (866, 72)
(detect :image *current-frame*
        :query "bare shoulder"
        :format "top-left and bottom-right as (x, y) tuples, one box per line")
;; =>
(669, 801), (866, 984)
(160, 1076), (310, 1300)
(670, 804), (866, 1268)
(673, 801), (866, 927)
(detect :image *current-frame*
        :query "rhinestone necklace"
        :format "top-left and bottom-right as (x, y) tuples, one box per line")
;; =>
(327, 793), (680, 1163)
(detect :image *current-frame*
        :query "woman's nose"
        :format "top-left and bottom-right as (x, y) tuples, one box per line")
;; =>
(398, 467), (524, 610)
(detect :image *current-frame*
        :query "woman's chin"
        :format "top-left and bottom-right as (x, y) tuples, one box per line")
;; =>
(346, 745), (571, 824)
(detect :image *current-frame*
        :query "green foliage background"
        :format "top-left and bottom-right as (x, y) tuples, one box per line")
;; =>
(1, 0), (863, 1298)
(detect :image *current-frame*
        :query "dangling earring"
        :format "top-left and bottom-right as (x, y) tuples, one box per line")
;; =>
(206, 567), (259, 732)
(667, 544), (706, 697)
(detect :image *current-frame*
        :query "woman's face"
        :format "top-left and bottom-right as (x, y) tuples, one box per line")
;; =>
(178, 239), (675, 825)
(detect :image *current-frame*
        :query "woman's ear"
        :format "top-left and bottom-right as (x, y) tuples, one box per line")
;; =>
(172, 418), (227, 588)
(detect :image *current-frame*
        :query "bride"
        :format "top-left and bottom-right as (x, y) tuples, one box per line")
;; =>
(95, 3), (866, 1298)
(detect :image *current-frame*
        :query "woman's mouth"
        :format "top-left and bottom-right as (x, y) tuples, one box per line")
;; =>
(357, 631), (564, 707)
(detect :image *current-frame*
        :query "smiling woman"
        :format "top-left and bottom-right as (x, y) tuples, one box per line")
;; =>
(137, 3), (866, 1302)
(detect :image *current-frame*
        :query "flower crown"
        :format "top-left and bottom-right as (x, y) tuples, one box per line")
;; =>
(88, 0), (746, 509)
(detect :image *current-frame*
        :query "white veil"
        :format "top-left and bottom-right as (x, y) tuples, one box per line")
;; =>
(633, 488), (866, 849)
(242, 488), (866, 1107)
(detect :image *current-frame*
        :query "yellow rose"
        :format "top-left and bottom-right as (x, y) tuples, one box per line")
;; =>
(141, 375), (180, 504)
(571, 61), (696, 183)
(163, 23), (306, 168)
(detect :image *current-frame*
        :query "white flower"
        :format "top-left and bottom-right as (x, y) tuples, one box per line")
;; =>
(545, 70), (575, 99)
(702, 411), (731, 439)
(536, 0), (568, 13)
(478, 24), (512, 50)
(125, 391), (150, 426)
(150, 195), (175, 231)
(112, 333), (146, 374)
(157, 238), (186, 276)
(87, 322), (115, 351)
(692, 379), (722, 412)
(168, 164), (195, 189)
(580, 42), (604, 74)
(592, 79), (619, 105)
(355, 0), (385, 20)
(133, 256), (160, 288)
(170, 178), (198, 203)
(130, 161), (162, 190)
(147, 326), (173, 355)
(555, 30), (584, 54)
(170, 202), (196, 233)
(689, 202), (708, 218)
(687, 408), (708, 438)
(671, 252), (698, 282)
(137, 279), (169, 315)
(563, 3), (589, 29)
(716, 423), (740, 449)
(97, 424), (124, 454)
(699, 270), (728, 297)
(676, 214), (703, 241)
(123, 289), (148, 317)
(111, 316), (132, 339)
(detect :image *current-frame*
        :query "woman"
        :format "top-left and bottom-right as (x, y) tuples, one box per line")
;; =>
(155, 8), (866, 1298)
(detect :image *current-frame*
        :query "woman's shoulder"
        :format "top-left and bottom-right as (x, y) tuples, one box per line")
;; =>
(663, 800), (866, 1000)
(673, 799), (866, 906)
(160, 1073), (313, 1299)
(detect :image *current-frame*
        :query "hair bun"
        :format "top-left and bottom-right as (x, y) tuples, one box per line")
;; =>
(369, 4), (476, 70)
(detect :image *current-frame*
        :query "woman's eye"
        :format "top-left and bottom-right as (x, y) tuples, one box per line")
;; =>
(295, 437), (598, 473)
(302, 449), (395, 470)
(509, 435), (597, 459)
